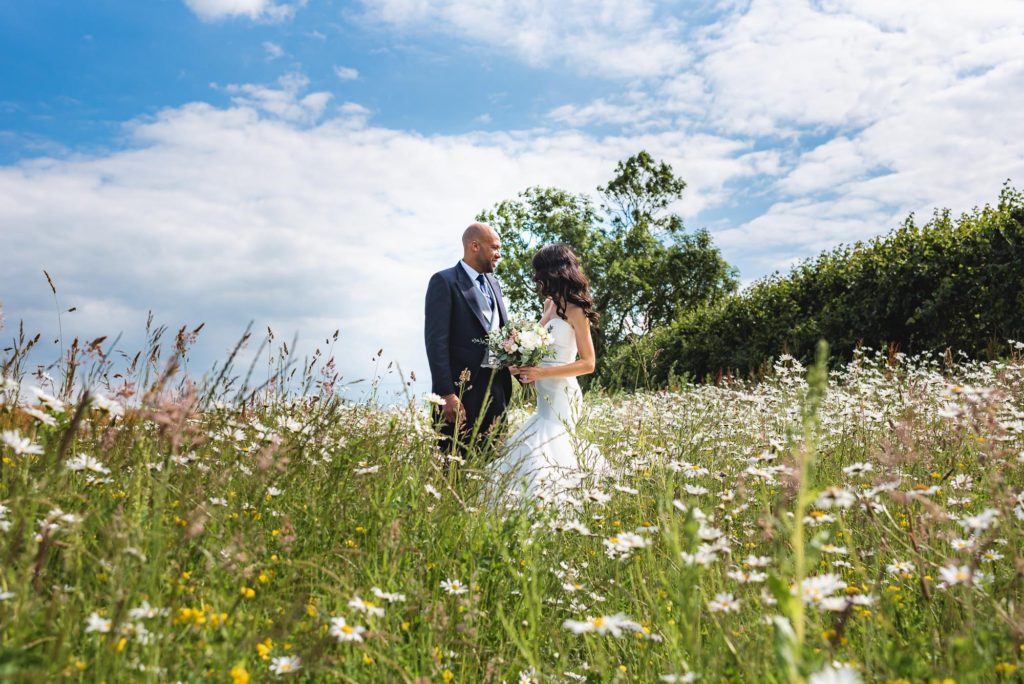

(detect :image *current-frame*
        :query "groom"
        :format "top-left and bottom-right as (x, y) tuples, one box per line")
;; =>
(424, 223), (513, 457)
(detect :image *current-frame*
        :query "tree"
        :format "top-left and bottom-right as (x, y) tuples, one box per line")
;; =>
(477, 151), (737, 377)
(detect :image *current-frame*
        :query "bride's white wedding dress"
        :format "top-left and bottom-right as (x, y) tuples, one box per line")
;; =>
(488, 317), (610, 504)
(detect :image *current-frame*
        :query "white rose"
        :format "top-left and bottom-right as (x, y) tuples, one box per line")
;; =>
(520, 331), (539, 350)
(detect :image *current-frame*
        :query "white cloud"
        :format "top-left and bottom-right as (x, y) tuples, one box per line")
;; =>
(263, 41), (285, 59)
(337, 102), (371, 117)
(7, 0), (1023, 393)
(183, 0), (302, 22)
(334, 66), (360, 81)
(777, 136), (872, 196)
(546, 79), (704, 132)
(220, 72), (332, 124)
(716, 195), (900, 274)
(359, 0), (690, 78)
(549, 99), (644, 128)
(536, 0), (1024, 282)
(0, 77), (766, 397)
(696, 0), (1024, 135)
(705, 1), (1024, 281)
(538, 0), (1024, 133)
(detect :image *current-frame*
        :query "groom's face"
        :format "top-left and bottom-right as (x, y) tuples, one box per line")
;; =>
(475, 233), (501, 273)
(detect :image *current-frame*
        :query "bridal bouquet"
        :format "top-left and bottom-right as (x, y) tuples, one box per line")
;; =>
(477, 318), (554, 369)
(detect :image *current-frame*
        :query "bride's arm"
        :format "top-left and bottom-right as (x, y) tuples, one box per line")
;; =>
(524, 306), (595, 381)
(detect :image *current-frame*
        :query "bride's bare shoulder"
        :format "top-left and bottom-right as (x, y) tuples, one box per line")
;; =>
(563, 302), (589, 326)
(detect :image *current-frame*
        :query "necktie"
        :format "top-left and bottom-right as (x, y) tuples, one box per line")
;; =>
(476, 274), (494, 310)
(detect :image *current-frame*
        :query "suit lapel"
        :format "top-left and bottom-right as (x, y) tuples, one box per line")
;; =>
(454, 263), (490, 332)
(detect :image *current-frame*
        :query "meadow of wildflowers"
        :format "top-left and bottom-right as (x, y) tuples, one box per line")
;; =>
(1, 326), (1024, 683)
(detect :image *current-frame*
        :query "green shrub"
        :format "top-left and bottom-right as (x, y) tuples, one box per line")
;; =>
(604, 184), (1024, 386)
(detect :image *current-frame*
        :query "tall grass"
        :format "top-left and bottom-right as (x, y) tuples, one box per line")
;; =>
(1, 320), (1023, 682)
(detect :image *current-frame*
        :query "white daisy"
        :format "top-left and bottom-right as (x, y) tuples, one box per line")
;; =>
(809, 663), (861, 684)
(85, 612), (112, 633)
(939, 564), (975, 586)
(707, 592), (740, 613)
(21, 406), (57, 427)
(886, 561), (914, 575)
(797, 574), (847, 606)
(329, 616), (366, 642)
(562, 612), (643, 637)
(347, 596), (385, 617)
(424, 393), (446, 406)
(1, 430), (44, 456)
(815, 487), (856, 509)
(28, 386), (65, 412)
(371, 587), (406, 602)
(440, 578), (467, 595)
(65, 453), (111, 475)
(90, 393), (124, 417)
(269, 655), (301, 675)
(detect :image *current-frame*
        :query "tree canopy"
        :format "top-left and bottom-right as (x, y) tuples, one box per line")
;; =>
(478, 151), (737, 377)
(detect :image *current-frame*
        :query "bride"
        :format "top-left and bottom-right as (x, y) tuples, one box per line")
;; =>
(488, 244), (611, 504)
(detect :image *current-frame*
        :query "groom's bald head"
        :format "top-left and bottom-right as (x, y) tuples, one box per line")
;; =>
(462, 222), (501, 273)
(462, 222), (494, 246)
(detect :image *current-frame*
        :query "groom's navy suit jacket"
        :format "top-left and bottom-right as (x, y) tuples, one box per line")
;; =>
(424, 263), (513, 427)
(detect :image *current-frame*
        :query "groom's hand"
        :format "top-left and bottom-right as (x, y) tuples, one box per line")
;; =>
(441, 394), (465, 424)
(508, 365), (526, 384)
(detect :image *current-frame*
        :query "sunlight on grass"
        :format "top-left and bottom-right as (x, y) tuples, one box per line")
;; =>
(1, 325), (1023, 682)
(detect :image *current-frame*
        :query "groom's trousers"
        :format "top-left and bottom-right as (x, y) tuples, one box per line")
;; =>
(434, 367), (510, 462)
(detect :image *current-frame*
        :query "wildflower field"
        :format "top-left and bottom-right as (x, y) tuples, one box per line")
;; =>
(2, 330), (1024, 683)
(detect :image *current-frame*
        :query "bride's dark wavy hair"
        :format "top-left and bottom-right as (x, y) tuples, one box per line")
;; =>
(531, 244), (599, 325)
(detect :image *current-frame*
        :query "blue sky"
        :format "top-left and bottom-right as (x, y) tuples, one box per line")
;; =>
(2, 0), (1023, 398)
(2, 0), (669, 158)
